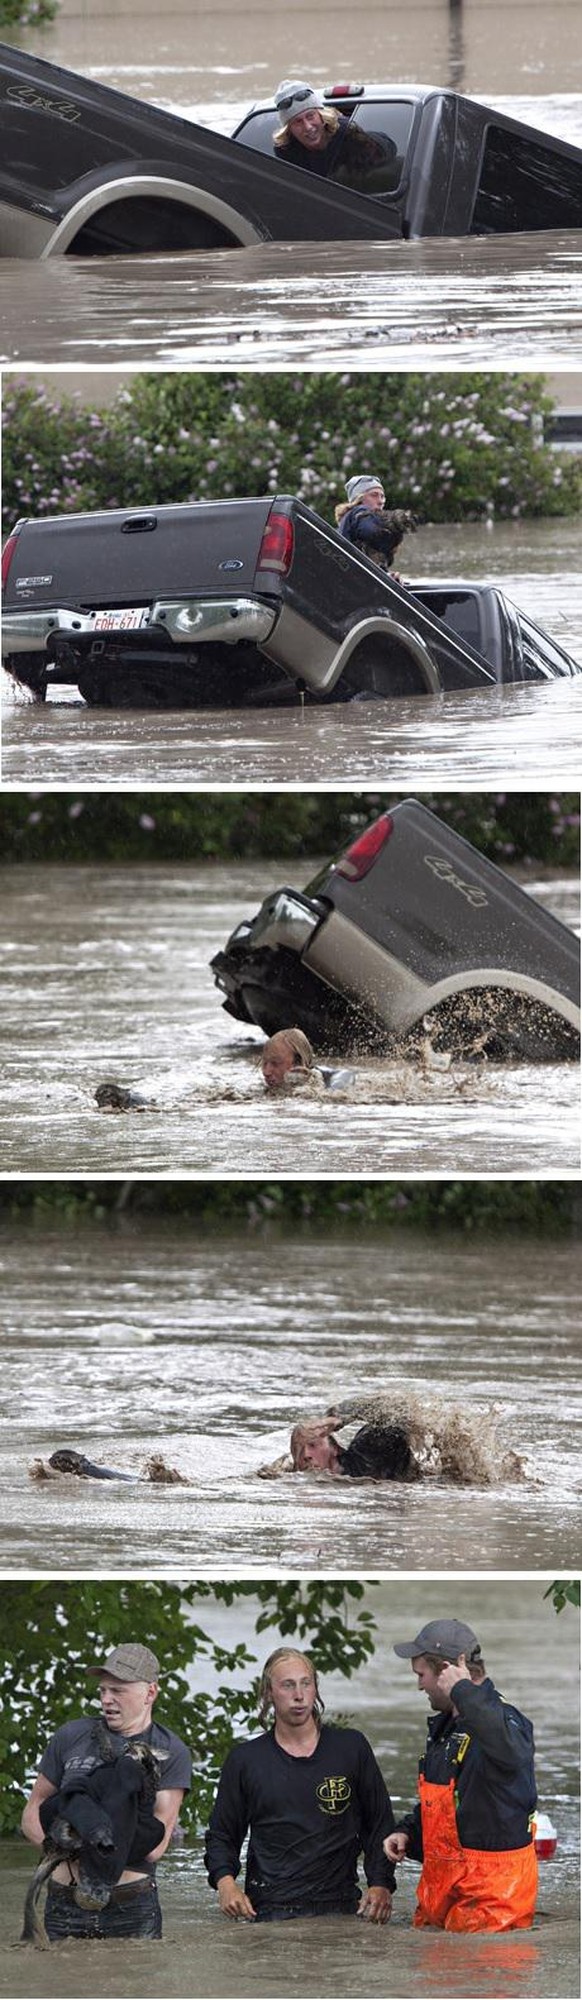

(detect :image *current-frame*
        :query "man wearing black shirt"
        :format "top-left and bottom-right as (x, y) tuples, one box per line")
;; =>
(205, 1647), (396, 1924)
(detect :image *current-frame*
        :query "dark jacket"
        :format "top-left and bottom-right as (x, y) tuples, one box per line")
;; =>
(277, 114), (395, 186)
(399, 1678), (537, 1857)
(205, 1724), (396, 1912)
(338, 504), (403, 566)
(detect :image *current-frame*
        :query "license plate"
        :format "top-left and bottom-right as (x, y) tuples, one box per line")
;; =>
(92, 606), (149, 631)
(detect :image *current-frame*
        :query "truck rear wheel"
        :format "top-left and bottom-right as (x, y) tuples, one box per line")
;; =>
(412, 988), (579, 1064)
(341, 636), (430, 699)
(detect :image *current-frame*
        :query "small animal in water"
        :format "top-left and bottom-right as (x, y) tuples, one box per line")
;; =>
(94, 1082), (153, 1112)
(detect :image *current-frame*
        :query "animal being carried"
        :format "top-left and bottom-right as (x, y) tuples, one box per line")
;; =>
(22, 1720), (167, 1947)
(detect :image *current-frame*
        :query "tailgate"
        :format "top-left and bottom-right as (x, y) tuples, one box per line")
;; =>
(4, 499), (280, 610)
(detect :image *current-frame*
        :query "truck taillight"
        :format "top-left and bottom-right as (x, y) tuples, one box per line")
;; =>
(258, 511), (294, 574)
(336, 814), (394, 880)
(1, 531), (20, 591)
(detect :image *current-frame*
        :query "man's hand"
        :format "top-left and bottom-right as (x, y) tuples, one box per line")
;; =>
(217, 1876), (257, 1921)
(383, 1831), (409, 1863)
(357, 1886), (392, 1924)
(436, 1658), (472, 1701)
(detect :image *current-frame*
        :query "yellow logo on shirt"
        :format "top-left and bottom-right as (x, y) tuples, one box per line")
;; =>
(316, 1776), (352, 1814)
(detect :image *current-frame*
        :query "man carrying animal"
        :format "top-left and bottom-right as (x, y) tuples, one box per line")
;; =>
(383, 1617), (538, 1931)
(21, 1642), (191, 1942)
(205, 1646), (396, 1924)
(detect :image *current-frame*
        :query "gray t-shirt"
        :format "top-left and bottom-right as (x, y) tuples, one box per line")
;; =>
(39, 1714), (191, 1877)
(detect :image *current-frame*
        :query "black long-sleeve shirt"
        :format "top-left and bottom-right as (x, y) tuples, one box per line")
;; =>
(205, 1725), (396, 1912)
(399, 1678), (537, 1858)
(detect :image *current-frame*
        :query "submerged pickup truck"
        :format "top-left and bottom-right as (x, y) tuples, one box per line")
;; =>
(0, 48), (581, 256)
(211, 799), (581, 1062)
(2, 497), (579, 708)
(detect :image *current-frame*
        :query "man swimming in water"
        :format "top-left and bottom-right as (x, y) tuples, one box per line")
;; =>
(290, 1415), (417, 1479)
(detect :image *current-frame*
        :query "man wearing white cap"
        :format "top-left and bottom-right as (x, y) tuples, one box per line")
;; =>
(21, 1642), (191, 1941)
(273, 80), (393, 186)
(336, 478), (417, 574)
(384, 1618), (538, 1932)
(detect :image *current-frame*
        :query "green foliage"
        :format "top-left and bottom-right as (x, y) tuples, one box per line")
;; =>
(543, 1580), (581, 1613)
(3, 372), (580, 536)
(0, 789), (579, 869)
(0, 1581), (378, 1836)
(1, 1179), (579, 1237)
(0, 0), (56, 23)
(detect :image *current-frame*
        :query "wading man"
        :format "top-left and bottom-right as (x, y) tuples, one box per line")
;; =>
(21, 1642), (191, 1941)
(384, 1617), (538, 1931)
(205, 1646), (396, 1924)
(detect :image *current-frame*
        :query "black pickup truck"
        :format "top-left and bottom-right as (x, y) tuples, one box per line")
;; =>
(2, 496), (579, 708)
(0, 47), (581, 256)
(211, 800), (581, 1062)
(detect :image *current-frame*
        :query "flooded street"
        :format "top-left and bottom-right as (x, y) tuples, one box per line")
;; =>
(0, 860), (579, 1177)
(2, 225), (582, 370)
(3, 519), (581, 788)
(1, 1218), (581, 1570)
(1, 1579), (579, 1996)
(1, 0), (582, 369)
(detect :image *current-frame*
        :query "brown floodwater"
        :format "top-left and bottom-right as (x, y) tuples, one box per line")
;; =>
(0, 860), (579, 1179)
(2, 519), (582, 788)
(1, 1217), (581, 1569)
(2, 227), (582, 371)
(1, 1579), (579, 1996)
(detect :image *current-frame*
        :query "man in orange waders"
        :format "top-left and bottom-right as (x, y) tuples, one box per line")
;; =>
(384, 1617), (538, 1933)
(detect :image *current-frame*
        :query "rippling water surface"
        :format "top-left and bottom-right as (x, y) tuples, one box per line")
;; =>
(1, 1222), (581, 1570)
(3, 520), (582, 787)
(0, 861), (579, 1177)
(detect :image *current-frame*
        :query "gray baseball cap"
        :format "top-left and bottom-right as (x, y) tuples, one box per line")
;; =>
(394, 1619), (481, 1661)
(87, 1643), (161, 1682)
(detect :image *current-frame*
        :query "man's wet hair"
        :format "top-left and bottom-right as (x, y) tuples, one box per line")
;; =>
(290, 1420), (334, 1470)
(258, 1647), (325, 1728)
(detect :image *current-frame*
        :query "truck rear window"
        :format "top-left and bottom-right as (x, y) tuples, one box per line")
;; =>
(413, 589), (483, 655)
(471, 125), (582, 233)
(235, 101), (414, 198)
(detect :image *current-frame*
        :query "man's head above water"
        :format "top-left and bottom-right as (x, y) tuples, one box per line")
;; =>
(86, 1642), (161, 1735)
(290, 1417), (341, 1472)
(261, 1027), (316, 1090)
(394, 1618), (486, 1711)
(258, 1647), (325, 1730)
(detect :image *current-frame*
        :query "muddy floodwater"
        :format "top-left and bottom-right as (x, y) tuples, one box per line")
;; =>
(1, 0), (582, 369)
(1, 1579), (579, 1997)
(1, 1216), (581, 1570)
(2, 222), (582, 374)
(3, 519), (582, 789)
(0, 860), (579, 1177)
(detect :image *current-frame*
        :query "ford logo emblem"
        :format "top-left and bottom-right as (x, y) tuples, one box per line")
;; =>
(218, 558), (244, 570)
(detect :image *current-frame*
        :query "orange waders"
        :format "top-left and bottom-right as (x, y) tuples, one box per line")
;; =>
(414, 1771), (538, 1932)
